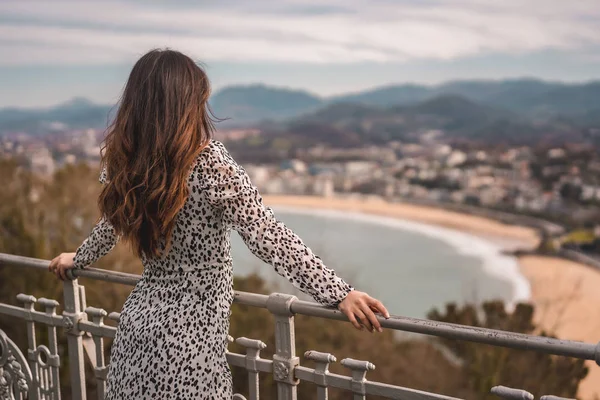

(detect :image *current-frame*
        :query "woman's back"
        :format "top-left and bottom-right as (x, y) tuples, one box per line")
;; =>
(48, 48), (387, 400)
(140, 140), (234, 272)
(140, 138), (354, 305)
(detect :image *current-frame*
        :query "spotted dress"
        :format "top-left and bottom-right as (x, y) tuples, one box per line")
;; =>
(72, 139), (354, 399)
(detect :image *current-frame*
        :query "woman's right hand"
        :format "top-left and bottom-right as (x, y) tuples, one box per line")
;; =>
(338, 291), (390, 332)
(48, 252), (76, 281)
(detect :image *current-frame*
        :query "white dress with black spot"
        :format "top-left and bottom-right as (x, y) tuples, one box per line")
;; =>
(72, 139), (354, 399)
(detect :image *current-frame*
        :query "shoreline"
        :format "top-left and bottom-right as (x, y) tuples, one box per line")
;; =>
(262, 195), (600, 399)
(272, 204), (532, 309)
(264, 195), (541, 248)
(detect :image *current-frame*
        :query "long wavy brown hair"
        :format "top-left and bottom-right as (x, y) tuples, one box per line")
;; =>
(98, 49), (215, 259)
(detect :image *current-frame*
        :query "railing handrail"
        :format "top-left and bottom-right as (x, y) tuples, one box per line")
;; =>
(2, 252), (599, 365)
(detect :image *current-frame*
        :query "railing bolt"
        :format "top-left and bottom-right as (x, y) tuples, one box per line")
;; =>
(107, 312), (121, 323)
(341, 358), (375, 398)
(236, 337), (267, 372)
(37, 298), (59, 315)
(304, 350), (336, 387)
(236, 337), (267, 400)
(16, 294), (37, 316)
(491, 385), (534, 400)
(305, 350), (336, 399)
(85, 307), (107, 326)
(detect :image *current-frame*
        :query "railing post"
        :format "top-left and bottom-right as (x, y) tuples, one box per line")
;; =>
(85, 307), (108, 400)
(266, 293), (299, 400)
(62, 274), (87, 400)
(236, 337), (267, 400)
(16, 294), (39, 399)
(341, 358), (375, 400)
(38, 297), (62, 400)
(304, 350), (336, 400)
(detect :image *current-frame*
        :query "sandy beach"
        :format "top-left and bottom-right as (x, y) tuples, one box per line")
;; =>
(263, 195), (600, 399)
(520, 256), (600, 398)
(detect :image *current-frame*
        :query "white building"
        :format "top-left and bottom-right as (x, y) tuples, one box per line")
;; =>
(245, 165), (271, 189)
(445, 150), (467, 167)
(29, 147), (56, 177)
(313, 176), (334, 198)
(344, 161), (377, 177)
(548, 148), (566, 159)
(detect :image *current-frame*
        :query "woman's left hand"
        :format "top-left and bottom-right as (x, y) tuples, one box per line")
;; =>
(338, 290), (390, 332)
(48, 252), (76, 281)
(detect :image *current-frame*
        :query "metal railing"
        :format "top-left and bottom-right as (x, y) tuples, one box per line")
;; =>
(0, 252), (598, 400)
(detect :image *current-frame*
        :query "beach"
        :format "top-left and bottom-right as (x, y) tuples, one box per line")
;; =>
(262, 195), (600, 399)
(520, 256), (600, 398)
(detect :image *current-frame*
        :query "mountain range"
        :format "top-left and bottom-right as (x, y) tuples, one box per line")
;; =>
(211, 79), (600, 125)
(0, 97), (115, 135)
(1, 79), (599, 143)
(236, 95), (589, 151)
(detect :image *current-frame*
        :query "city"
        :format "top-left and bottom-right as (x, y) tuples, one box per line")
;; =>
(3, 123), (600, 252)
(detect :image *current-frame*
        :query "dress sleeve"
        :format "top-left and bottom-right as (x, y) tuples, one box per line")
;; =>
(195, 140), (354, 307)
(72, 166), (120, 269)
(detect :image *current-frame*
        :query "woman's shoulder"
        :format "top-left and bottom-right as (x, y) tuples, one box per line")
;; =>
(193, 139), (241, 185)
(197, 139), (232, 163)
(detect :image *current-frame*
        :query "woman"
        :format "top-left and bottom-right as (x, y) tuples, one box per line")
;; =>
(49, 48), (389, 399)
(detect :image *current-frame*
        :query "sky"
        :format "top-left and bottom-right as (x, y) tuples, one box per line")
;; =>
(1, 0), (600, 108)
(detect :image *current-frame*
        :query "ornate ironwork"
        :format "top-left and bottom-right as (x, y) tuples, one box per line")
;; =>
(0, 330), (31, 400)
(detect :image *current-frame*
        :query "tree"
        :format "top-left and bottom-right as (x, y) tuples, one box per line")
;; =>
(0, 160), (140, 399)
(428, 301), (588, 399)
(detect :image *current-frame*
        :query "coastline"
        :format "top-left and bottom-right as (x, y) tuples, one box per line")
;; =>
(262, 195), (600, 399)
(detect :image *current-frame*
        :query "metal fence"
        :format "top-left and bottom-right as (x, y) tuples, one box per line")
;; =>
(1, 252), (598, 400)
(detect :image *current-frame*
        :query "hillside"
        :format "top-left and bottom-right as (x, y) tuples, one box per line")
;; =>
(0, 98), (113, 135)
(212, 79), (600, 125)
(210, 84), (323, 124)
(269, 95), (568, 146)
(1, 79), (599, 141)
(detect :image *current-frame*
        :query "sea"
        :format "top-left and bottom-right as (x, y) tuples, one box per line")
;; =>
(230, 206), (531, 319)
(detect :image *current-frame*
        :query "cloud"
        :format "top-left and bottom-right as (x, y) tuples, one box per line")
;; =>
(0, 0), (599, 66)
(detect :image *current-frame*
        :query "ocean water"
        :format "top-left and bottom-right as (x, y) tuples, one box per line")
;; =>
(230, 206), (531, 319)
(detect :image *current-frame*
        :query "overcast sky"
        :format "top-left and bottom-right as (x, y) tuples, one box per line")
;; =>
(2, 0), (600, 108)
